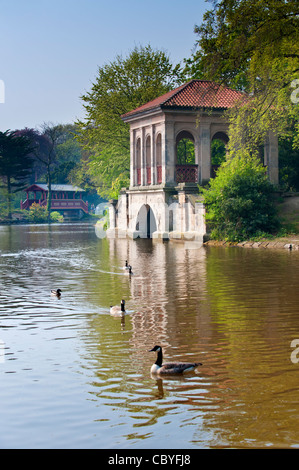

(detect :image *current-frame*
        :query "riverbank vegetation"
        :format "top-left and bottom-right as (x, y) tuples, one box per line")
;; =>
(0, 124), (102, 222)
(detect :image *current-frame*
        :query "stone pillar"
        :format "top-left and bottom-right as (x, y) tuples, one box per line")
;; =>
(151, 125), (155, 185)
(109, 200), (117, 229)
(264, 130), (279, 185)
(141, 127), (145, 186)
(200, 123), (211, 185)
(194, 135), (201, 183)
(130, 129), (135, 187)
(165, 121), (175, 185)
(161, 124), (167, 185)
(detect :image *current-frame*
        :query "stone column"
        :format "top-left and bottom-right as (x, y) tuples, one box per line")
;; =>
(264, 130), (279, 185)
(141, 127), (146, 186)
(194, 135), (201, 183)
(151, 125), (155, 185)
(165, 120), (175, 185)
(161, 123), (167, 185)
(130, 129), (135, 187)
(200, 123), (211, 185)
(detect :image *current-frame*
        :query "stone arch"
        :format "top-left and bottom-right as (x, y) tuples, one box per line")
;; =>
(175, 130), (197, 183)
(212, 131), (229, 144)
(135, 204), (157, 238)
(175, 130), (195, 165)
(211, 131), (229, 177)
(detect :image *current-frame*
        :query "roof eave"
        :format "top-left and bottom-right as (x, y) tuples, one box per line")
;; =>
(121, 106), (164, 122)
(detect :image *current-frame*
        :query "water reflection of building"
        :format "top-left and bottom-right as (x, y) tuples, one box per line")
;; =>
(106, 237), (209, 359)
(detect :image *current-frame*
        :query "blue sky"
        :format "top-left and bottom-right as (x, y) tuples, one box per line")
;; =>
(0, 0), (208, 132)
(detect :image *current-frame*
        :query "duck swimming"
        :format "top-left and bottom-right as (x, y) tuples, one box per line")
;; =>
(110, 299), (126, 316)
(51, 289), (62, 297)
(149, 345), (202, 375)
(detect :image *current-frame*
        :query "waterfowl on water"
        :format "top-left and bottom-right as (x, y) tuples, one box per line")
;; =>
(51, 289), (62, 297)
(125, 265), (133, 275)
(123, 260), (129, 270)
(110, 299), (126, 316)
(149, 345), (202, 375)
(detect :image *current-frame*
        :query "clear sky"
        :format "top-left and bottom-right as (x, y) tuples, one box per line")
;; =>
(0, 0), (208, 132)
(0, 0), (211, 131)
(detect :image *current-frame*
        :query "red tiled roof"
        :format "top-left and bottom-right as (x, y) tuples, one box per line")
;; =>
(121, 80), (247, 120)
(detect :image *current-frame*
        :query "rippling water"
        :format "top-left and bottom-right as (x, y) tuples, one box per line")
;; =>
(0, 223), (299, 448)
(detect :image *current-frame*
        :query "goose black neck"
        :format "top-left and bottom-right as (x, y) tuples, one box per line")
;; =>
(155, 349), (163, 367)
(121, 303), (125, 312)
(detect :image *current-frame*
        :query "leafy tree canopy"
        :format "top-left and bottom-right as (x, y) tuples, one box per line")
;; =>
(76, 44), (183, 199)
(0, 130), (35, 218)
(184, 0), (299, 153)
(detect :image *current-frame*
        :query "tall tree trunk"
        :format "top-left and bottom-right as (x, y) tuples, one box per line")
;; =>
(7, 176), (12, 220)
(46, 165), (52, 222)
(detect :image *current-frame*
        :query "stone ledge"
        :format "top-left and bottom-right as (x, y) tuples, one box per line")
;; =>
(204, 239), (299, 250)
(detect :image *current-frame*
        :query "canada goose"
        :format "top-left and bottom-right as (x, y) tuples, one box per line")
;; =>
(125, 265), (133, 275)
(149, 345), (202, 375)
(51, 289), (62, 297)
(123, 260), (129, 270)
(110, 299), (126, 316)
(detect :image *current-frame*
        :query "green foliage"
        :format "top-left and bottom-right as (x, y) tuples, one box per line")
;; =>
(202, 152), (280, 242)
(76, 44), (183, 199)
(211, 139), (226, 166)
(185, 0), (298, 90)
(176, 138), (195, 164)
(28, 203), (63, 223)
(0, 130), (35, 219)
(28, 202), (49, 223)
(185, 0), (299, 161)
(279, 135), (299, 191)
(50, 211), (64, 223)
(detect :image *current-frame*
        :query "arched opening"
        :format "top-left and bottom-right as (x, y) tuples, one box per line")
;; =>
(146, 136), (151, 185)
(136, 138), (141, 185)
(135, 204), (157, 238)
(156, 134), (162, 184)
(211, 132), (229, 177)
(175, 131), (197, 183)
(176, 130), (195, 164)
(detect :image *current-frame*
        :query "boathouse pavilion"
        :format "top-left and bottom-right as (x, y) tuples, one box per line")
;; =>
(106, 79), (279, 241)
(21, 183), (88, 219)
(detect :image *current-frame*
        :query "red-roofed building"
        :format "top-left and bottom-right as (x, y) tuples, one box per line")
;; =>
(122, 79), (246, 120)
(107, 80), (278, 241)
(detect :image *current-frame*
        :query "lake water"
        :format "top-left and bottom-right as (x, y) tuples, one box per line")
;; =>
(0, 223), (299, 449)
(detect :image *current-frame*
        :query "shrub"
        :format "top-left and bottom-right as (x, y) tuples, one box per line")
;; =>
(28, 204), (64, 223)
(202, 152), (280, 241)
(28, 203), (49, 223)
(50, 211), (63, 223)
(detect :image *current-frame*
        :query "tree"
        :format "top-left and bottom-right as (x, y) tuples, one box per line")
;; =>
(38, 123), (66, 217)
(0, 130), (35, 219)
(18, 124), (79, 220)
(185, 0), (299, 89)
(76, 44), (183, 199)
(202, 151), (280, 241)
(184, 0), (299, 156)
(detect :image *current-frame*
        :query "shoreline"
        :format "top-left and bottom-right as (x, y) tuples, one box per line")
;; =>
(204, 237), (299, 250)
